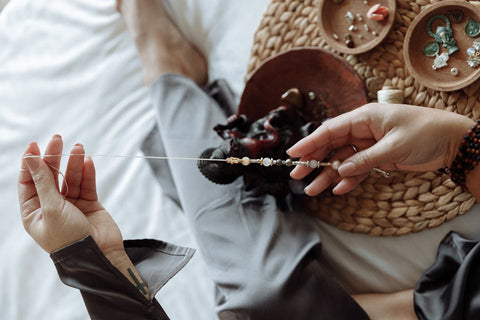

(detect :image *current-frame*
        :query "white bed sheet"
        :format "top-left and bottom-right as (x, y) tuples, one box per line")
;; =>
(0, 0), (268, 319)
(3, 0), (480, 319)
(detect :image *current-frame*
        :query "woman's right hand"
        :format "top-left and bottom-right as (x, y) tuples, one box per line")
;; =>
(287, 103), (474, 196)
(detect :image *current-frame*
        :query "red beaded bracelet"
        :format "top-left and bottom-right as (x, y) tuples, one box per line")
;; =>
(441, 120), (480, 187)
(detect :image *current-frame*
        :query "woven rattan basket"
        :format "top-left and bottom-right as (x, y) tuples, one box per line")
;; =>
(246, 0), (479, 236)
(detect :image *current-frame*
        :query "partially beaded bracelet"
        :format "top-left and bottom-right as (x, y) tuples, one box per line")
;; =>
(441, 120), (480, 187)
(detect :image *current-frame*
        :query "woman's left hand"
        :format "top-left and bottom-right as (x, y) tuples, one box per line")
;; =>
(18, 135), (124, 257)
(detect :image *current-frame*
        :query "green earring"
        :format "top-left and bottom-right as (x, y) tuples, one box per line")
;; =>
(427, 15), (459, 55)
(465, 18), (480, 38)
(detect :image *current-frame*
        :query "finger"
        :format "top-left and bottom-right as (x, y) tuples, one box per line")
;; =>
(304, 166), (339, 196)
(287, 109), (371, 158)
(290, 154), (316, 180)
(289, 139), (375, 180)
(301, 144), (357, 196)
(18, 142), (41, 210)
(338, 136), (395, 177)
(62, 144), (85, 199)
(332, 174), (369, 195)
(23, 148), (63, 213)
(43, 134), (63, 190)
(80, 157), (98, 201)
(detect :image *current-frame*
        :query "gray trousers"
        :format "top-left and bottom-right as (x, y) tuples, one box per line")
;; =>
(142, 74), (369, 319)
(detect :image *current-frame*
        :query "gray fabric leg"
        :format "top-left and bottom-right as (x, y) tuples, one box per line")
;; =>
(145, 74), (369, 320)
(141, 126), (180, 206)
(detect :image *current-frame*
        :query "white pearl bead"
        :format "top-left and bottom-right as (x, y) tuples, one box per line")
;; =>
(309, 160), (318, 168)
(331, 160), (341, 171)
(241, 157), (250, 166)
(262, 158), (272, 167)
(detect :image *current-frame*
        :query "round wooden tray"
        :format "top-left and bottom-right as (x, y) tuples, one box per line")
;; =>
(238, 47), (369, 121)
(404, 1), (480, 92)
(317, 0), (396, 55)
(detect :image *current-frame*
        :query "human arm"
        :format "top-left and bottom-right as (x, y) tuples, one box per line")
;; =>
(18, 135), (193, 319)
(287, 103), (480, 200)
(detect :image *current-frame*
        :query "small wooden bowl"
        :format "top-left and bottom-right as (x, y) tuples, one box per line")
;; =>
(317, 0), (396, 55)
(238, 47), (368, 121)
(404, 1), (480, 92)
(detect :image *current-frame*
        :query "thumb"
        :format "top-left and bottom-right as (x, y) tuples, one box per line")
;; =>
(25, 154), (62, 212)
(337, 139), (393, 177)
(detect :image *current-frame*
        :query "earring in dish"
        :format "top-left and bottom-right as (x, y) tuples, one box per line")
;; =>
(450, 67), (459, 76)
(467, 39), (480, 68)
(423, 41), (440, 57)
(427, 15), (459, 55)
(465, 18), (480, 38)
(432, 52), (450, 70)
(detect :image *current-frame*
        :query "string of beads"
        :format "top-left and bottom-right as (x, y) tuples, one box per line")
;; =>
(226, 157), (341, 169)
(441, 120), (480, 187)
(226, 157), (390, 178)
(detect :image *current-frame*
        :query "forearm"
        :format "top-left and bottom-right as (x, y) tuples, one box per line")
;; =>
(352, 289), (416, 320)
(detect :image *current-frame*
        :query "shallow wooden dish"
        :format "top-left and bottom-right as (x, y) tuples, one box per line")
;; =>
(404, 1), (480, 92)
(317, 0), (396, 55)
(238, 47), (368, 121)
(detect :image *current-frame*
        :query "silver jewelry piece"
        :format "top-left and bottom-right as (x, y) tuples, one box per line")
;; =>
(467, 39), (480, 68)
(345, 11), (355, 24)
(432, 52), (449, 70)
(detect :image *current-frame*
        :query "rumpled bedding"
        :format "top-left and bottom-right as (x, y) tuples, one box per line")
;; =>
(2, 0), (480, 319)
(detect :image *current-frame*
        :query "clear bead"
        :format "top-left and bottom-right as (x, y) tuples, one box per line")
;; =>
(262, 158), (272, 167)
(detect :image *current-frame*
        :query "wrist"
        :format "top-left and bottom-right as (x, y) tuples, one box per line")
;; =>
(104, 249), (151, 301)
(443, 119), (480, 188)
(445, 117), (476, 168)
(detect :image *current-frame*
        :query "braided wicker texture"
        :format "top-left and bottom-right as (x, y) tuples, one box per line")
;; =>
(246, 0), (479, 236)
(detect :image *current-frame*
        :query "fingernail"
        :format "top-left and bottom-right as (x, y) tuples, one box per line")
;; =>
(74, 143), (84, 148)
(338, 162), (356, 176)
(52, 134), (62, 140)
(290, 167), (298, 177)
(24, 153), (39, 171)
(304, 186), (311, 195)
